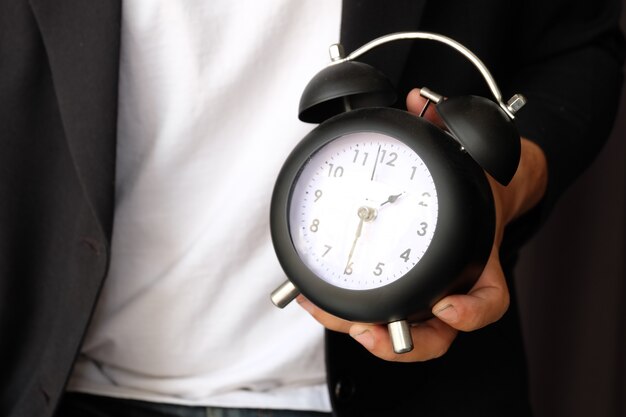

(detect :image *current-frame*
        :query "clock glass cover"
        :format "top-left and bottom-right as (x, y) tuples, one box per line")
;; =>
(288, 132), (439, 290)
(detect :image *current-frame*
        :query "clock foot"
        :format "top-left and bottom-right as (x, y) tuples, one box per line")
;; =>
(270, 280), (300, 308)
(388, 320), (414, 353)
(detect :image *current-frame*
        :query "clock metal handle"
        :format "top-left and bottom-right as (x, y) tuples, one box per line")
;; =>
(270, 280), (300, 308)
(388, 320), (414, 354)
(329, 31), (523, 119)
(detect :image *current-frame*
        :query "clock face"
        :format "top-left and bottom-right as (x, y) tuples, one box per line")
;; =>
(288, 132), (439, 290)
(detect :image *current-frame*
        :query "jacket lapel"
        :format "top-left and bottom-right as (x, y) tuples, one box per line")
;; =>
(28, 0), (122, 238)
(340, 0), (427, 91)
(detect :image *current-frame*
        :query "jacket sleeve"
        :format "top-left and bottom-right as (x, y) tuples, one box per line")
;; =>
(507, 0), (625, 219)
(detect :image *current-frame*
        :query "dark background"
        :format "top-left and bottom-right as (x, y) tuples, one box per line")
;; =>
(515, 4), (626, 416)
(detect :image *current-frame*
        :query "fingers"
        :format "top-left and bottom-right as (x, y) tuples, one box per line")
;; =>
(297, 295), (459, 363)
(347, 253), (509, 361)
(345, 247), (510, 361)
(349, 319), (458, 362)
(296, 295), (353, 334)
(405, 88), (447, 130)
(432, 246), (510, 332)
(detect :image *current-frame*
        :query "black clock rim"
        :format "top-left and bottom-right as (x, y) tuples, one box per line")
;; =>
(270, 107), (495, 323)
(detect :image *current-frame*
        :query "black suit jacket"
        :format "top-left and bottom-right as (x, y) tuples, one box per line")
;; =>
(0, 1), (623, 417)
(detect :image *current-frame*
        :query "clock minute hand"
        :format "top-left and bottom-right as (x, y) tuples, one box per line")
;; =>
(344, 216), (364, 273)
(344, 206), (376, 274)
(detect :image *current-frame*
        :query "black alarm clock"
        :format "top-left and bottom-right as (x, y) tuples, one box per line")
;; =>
(269, 32), (525, 354)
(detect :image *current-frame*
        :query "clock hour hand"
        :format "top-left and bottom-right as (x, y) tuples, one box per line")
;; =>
(380, 192), (404, 207)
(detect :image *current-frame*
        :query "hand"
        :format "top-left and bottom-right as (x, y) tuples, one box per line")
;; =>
(298, 88), (548, 362)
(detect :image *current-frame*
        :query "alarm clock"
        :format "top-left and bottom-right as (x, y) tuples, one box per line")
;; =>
(269, 32), (525, 354)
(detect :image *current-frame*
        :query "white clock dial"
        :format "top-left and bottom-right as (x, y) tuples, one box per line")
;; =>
(289, 132), (438, 290)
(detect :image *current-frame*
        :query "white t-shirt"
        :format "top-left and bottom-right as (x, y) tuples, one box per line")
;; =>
(67, 1), (341, 411)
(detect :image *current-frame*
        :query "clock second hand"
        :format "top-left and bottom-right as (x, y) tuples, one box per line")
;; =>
(370, 145), (382, 181)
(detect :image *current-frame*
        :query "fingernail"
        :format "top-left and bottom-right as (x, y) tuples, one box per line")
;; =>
(434, 304), (458, 323)
(350, 328), (375, 350)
